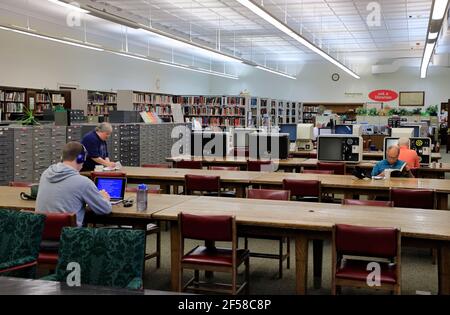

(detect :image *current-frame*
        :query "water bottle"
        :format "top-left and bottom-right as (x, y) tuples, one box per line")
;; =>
(136, 184), (148, 211)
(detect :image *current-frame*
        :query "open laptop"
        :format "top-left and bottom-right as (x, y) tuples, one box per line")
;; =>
(94, 177), (127, 205)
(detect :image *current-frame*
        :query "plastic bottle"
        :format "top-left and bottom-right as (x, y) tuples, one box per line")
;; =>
(136, 184), (148, 211)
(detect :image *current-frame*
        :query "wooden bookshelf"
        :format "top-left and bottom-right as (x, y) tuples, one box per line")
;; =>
(302, 102), (363, 123)
(70, 90), (116, 120)
(0, 86), (26, 120)
(27, 89), (71, 116)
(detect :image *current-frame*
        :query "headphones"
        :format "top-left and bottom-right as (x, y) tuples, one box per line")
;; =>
(76, 145), (87, 164)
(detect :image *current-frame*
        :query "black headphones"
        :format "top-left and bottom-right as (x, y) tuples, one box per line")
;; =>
(76, 145), (87, 164)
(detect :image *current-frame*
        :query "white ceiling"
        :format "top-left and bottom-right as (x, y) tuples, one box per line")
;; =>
(0, 0), (436, 75)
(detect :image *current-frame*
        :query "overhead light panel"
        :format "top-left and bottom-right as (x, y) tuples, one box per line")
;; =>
(255, 66), (296, 80)
(235, 0), (360, 79)
(0, 25), (103, 51)
(420, 43), (436, 79)
(48, 0), (90, 14)
(431, 0), (449, 20)
(428, 32), (439, 40)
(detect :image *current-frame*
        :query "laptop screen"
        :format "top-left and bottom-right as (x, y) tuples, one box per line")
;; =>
(95, 177), (126, 201)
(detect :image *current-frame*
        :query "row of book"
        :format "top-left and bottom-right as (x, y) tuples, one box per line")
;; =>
(87, 104), (117, 116)
(0, 91), (25, 102)
(35, 93), (65, 103)
(183, 106), (245, 116)
(185, 116), (245, 127)
(133, 104), (172, 115)
(88, 92), (117, 104)
(176, 96), (246, 106)
(4, 103), (25, 113)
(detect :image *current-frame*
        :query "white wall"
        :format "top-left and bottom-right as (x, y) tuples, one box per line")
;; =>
(210, 62), (450, 109)
(0, 30), (211, 95)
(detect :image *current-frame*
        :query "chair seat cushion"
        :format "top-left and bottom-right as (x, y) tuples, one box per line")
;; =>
(182, 246), (249, 267)
(336, 259), (397, 284)
(40, 240), (60, 253)
(38, 252), (58, 265)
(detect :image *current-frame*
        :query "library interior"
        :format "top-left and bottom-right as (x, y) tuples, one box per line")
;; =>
(1, 0), (450, 297)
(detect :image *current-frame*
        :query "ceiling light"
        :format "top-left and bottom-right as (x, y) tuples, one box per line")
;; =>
(420, 42), (435, 78)
(0, 25), (103, 51)
(235, 0), (360, 79)
(48, 0), (90, 14)
(431, 0), (449, 20)
(255, 66), (296, 80)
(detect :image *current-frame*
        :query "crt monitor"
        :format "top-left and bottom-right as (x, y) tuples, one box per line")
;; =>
(391, 127), (414, 138)
(399, 125), (420, 137)
(279, 124), (297, 142)
(94, 177), (127, 201)
(334, 125), (353, 135)
(296, 123), (314, 140)
(317, 135), (363, 163)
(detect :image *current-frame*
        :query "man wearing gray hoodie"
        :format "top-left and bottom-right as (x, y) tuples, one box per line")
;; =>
(36, 141), (112, 226)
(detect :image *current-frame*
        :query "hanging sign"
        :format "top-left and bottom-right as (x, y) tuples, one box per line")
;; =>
(369, 90), (398, 102)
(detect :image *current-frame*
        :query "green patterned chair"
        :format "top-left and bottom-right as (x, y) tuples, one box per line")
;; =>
(42, 227), (146, 290)
(0, 209), (46, 278)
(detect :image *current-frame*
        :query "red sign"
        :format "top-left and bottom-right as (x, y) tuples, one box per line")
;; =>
(368, 90), (398, 102)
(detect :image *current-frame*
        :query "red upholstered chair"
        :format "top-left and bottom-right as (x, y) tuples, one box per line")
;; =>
(9, 181), (33, 187)
(302, 170), (334, 175)
(209, 166), (240, 171)
(342, 199), (394, 207)
(390, 189), (436, 209)
(142, 164), (171, 168)
(282, 179), (321, 202)
(245, 188), (290, 278)
(36, 212), (77, 271)
(174, 160), (203, 169)
(317, 162), (346, 175)
(332, 224), (401, 295)
(178, 213), (250, 294)
(247, 160), (273, 172)
(185, 174), (221, 196)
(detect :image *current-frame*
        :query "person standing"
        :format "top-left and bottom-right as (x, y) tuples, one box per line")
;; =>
(398, 137), (420, 169)
(81, 122), (116, 171)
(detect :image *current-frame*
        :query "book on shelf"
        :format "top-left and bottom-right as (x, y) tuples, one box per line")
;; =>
(140, 111), (162, 124)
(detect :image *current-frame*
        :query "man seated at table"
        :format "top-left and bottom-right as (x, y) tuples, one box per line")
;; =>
(36, 141), (112, 226)
(398, 137), (420, 169)
(371, 145), (412, 178)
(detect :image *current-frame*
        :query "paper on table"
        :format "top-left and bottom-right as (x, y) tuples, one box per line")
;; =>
(103, 161), (122, 171)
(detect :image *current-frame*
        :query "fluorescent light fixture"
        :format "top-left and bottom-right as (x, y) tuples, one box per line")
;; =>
(138, 27), (243, 64)
(48, 0), (90, 14)
(428, 32), (439, 40)
(420, 42), (435, 78)
(255, 66), (296, 80)
(431, 0), (449, 20)
(0, 25), (103, 51)
(235, 0), (360, 79)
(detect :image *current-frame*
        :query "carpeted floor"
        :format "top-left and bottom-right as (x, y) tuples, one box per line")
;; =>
(141, 147), (449, 295)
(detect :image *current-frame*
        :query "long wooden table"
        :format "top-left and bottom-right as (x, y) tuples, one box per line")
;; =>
(1, 187), (450, 295)
(166, 156), (307, 172)
(291, 150), (442, 162)
(152, 196), (450, 295)
(251, 172), (450, 210)
(300, 159), (450, 179)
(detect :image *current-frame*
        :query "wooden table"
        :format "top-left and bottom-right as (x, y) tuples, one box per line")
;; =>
(152, 196), (450, 295)
(301, 159), (450, 179)
(250, 172), (450, 210)
(291, 150), (442, 162)
(167, 156), (307, 172)
(103, 166), (265, 198)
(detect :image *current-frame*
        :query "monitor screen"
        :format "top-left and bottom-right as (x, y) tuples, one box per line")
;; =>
(318, 128), (333, 135)
(334, 125), (353, 135)
(399, 125), (420, 137)
(95, 177), (126, 200)
(384, 138), (399, 159)
(279, 124), (297, 142)
(318, 137), (342, 161)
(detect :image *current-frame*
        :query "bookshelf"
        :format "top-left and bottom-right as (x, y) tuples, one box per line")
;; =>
(180, 95), (247, 128)
(302, 103), (363, 124)
(117, 90), (176, 122)
(71, 90), (116, 120)
(28, 89), (71, 116)
(0, 86), (26, 120)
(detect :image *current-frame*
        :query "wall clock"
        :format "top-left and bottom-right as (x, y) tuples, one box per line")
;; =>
(332, 73), (340, 81)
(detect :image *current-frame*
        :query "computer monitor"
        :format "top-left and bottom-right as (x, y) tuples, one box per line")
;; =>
(334, 125), (353, 135)
(317, 135), (363, 163)
(399, 125), (420, 137)
(318, 128), (333, 135)
(94, 177), (127, 202)
(383, 137), (400, 159)
(296, 124), (314, 140)
(391, 128), (414, 138)
(279, 124), (297, 142)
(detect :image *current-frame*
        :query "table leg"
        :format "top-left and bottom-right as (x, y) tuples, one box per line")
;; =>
(437, 193), (448, 210)
(295, 234), (308, 295)
(160, 184), (170, 194)
(438, 244), (450, 295)
(235, 186), (245, 198)
(170, 221), (181, 291)
(313, 239), (323, 289)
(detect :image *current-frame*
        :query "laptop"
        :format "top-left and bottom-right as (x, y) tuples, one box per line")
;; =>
(94, 177), (127, 205)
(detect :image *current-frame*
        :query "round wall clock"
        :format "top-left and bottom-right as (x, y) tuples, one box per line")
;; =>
(332, 73), (340, 81)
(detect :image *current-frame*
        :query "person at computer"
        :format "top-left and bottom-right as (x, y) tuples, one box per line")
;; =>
(398, 137), (420, 169)
(36, 141), (112, 227)
(81, 122), (116, 171)
(371, 145), (412, 178)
